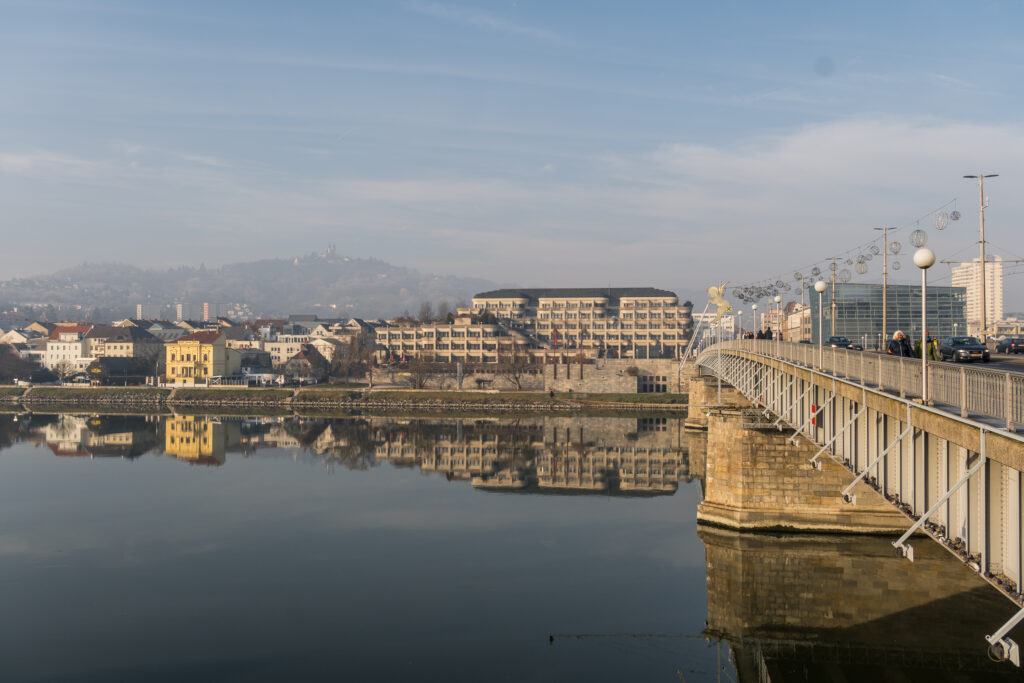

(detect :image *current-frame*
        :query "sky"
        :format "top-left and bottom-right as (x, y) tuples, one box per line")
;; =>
(2, 0), (1024, 309)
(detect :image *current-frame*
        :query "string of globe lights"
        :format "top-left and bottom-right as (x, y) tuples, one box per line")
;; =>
(728, 198), (962, 305)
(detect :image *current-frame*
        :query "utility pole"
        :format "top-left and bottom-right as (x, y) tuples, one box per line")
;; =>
(874, 227), (889, 345)
(964, 174), (998, 342)
(830, 257), (837, 336)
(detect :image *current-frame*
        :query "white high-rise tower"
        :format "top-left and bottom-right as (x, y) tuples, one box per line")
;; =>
(951, 255), (1003, 336)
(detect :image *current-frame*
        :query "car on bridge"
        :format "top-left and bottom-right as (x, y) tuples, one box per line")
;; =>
(826, 336), (853, 348)
(995, 337), (1024, 354)
(938, 336), (991, 363)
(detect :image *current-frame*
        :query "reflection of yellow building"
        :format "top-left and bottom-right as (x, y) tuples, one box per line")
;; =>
(163, 415), (226, 465)
(164, 331), (241, 385)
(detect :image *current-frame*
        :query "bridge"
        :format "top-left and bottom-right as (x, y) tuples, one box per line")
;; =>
(693, 339), (1024, 665)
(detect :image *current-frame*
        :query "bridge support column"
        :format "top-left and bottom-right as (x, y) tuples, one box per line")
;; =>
(685, 375), (747, 431)
(698, 407), (907, 533)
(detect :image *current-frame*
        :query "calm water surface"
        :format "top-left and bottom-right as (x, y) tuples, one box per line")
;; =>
(1, 413), (720, 682)
(0, 412), (1019, 682)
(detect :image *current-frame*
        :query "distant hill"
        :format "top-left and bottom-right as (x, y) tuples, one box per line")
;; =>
(0, 250), (496, 320)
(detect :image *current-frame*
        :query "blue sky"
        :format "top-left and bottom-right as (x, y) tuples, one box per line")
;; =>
(2, 1), (1024, 307)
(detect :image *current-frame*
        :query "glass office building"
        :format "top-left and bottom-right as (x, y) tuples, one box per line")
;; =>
(809, 283), (967, 349)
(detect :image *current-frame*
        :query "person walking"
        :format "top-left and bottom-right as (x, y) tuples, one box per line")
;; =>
(887, 330), (913, 357)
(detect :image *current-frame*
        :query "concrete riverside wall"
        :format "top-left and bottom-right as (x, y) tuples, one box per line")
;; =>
(435, 358), (693, 394)
(697, 407), (907, 533)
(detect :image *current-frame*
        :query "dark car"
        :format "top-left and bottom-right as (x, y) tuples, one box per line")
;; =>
(826, 336), (852, 348)
(847, 342), (864, 351)
(996, 337), (1024, 354)
(938, 336), (991, 363)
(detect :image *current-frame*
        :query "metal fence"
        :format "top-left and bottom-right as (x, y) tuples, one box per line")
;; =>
(701, 340), (1023, 431)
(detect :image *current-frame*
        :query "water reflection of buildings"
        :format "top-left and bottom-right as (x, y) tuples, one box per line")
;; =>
(375, 416), (691, 496)
(40, 414), (159, 459)
(162, 415), (238, 466)
(3, 414), (692, 496)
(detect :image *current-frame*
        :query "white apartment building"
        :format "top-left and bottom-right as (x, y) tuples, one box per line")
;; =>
(470, 288), (693, 359)
(951, 256), (1004, 335)
(43, 327), (93, 372)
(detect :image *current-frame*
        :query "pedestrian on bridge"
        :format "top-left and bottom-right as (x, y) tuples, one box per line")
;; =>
(887, 330), (913, 357)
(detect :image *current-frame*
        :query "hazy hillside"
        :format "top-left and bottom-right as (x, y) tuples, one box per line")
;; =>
(0, 251), (495, 319)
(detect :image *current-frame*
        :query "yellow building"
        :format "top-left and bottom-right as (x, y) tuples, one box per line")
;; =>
(164, 331), (241, 385)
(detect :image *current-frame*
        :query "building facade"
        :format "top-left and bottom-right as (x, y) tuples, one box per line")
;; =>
(808, 283), (968, 347)
(164, 331), (241, 385)
(376, 319), (532, 364)
(43, 326), (92, 371)
(470, 288), (693, 359)
(951, 256), (1004, 336)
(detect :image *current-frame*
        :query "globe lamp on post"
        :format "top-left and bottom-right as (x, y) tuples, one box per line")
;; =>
(814, 280), (827, 367)
(751, 304), (758, 343)
(914, 248), (936, 403)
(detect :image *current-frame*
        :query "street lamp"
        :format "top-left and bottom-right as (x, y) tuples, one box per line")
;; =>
(954, 322), (959, 337)
(751, 304), (758, 340)
(874, 226), (891, 346)
(915, 248), (936, 403)
(814, 280), (827, 366)
(737, 310), (743, 340)
(774, 295), (782, 354)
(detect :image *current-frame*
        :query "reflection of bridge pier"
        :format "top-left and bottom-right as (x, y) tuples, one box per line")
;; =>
(701, 526), (1024, 682)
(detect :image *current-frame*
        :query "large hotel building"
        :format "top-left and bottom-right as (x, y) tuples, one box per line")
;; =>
(376, 287), (693, 363)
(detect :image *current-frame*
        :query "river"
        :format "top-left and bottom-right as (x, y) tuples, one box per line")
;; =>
(0, 412), (1018, 682)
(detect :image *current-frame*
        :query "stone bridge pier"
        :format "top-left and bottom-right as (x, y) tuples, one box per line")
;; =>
(687, 375), (906, 533)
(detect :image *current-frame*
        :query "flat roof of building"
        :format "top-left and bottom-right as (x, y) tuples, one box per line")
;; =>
(473, 287), (678, 301)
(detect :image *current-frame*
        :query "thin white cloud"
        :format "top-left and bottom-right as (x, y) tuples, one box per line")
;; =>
(404, 1), (562, 42)
(4, 118), (1024, 308)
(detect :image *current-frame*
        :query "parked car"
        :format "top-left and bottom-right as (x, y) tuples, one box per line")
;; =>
(826, 336), (852, 348)
(996, 337), (1024, 354)
(938, 336), (991, 363)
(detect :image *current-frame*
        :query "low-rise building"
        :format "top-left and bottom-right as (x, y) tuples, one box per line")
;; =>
(164, 331), (241, 385)
(84, 325), (162, 360)
(375, 318), (533, 364)
(43, 325), (93, 372)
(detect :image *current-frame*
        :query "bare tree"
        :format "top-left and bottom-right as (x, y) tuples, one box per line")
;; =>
(53, 361), (76, 380)
(436, 300), (452, 320)
(498, 351), (535, 390)
(404, 356), (437, 389)
(0, 346), (34, 382)
(417, 301), (434, 322)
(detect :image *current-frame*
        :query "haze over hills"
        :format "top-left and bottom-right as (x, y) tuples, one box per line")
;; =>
(0, 250), (497, 320)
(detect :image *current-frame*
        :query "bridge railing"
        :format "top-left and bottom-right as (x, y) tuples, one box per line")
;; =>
(701, 340), (1023, 430)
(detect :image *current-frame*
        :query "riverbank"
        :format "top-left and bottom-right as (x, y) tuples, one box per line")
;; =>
(0, 385), (687, 413)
